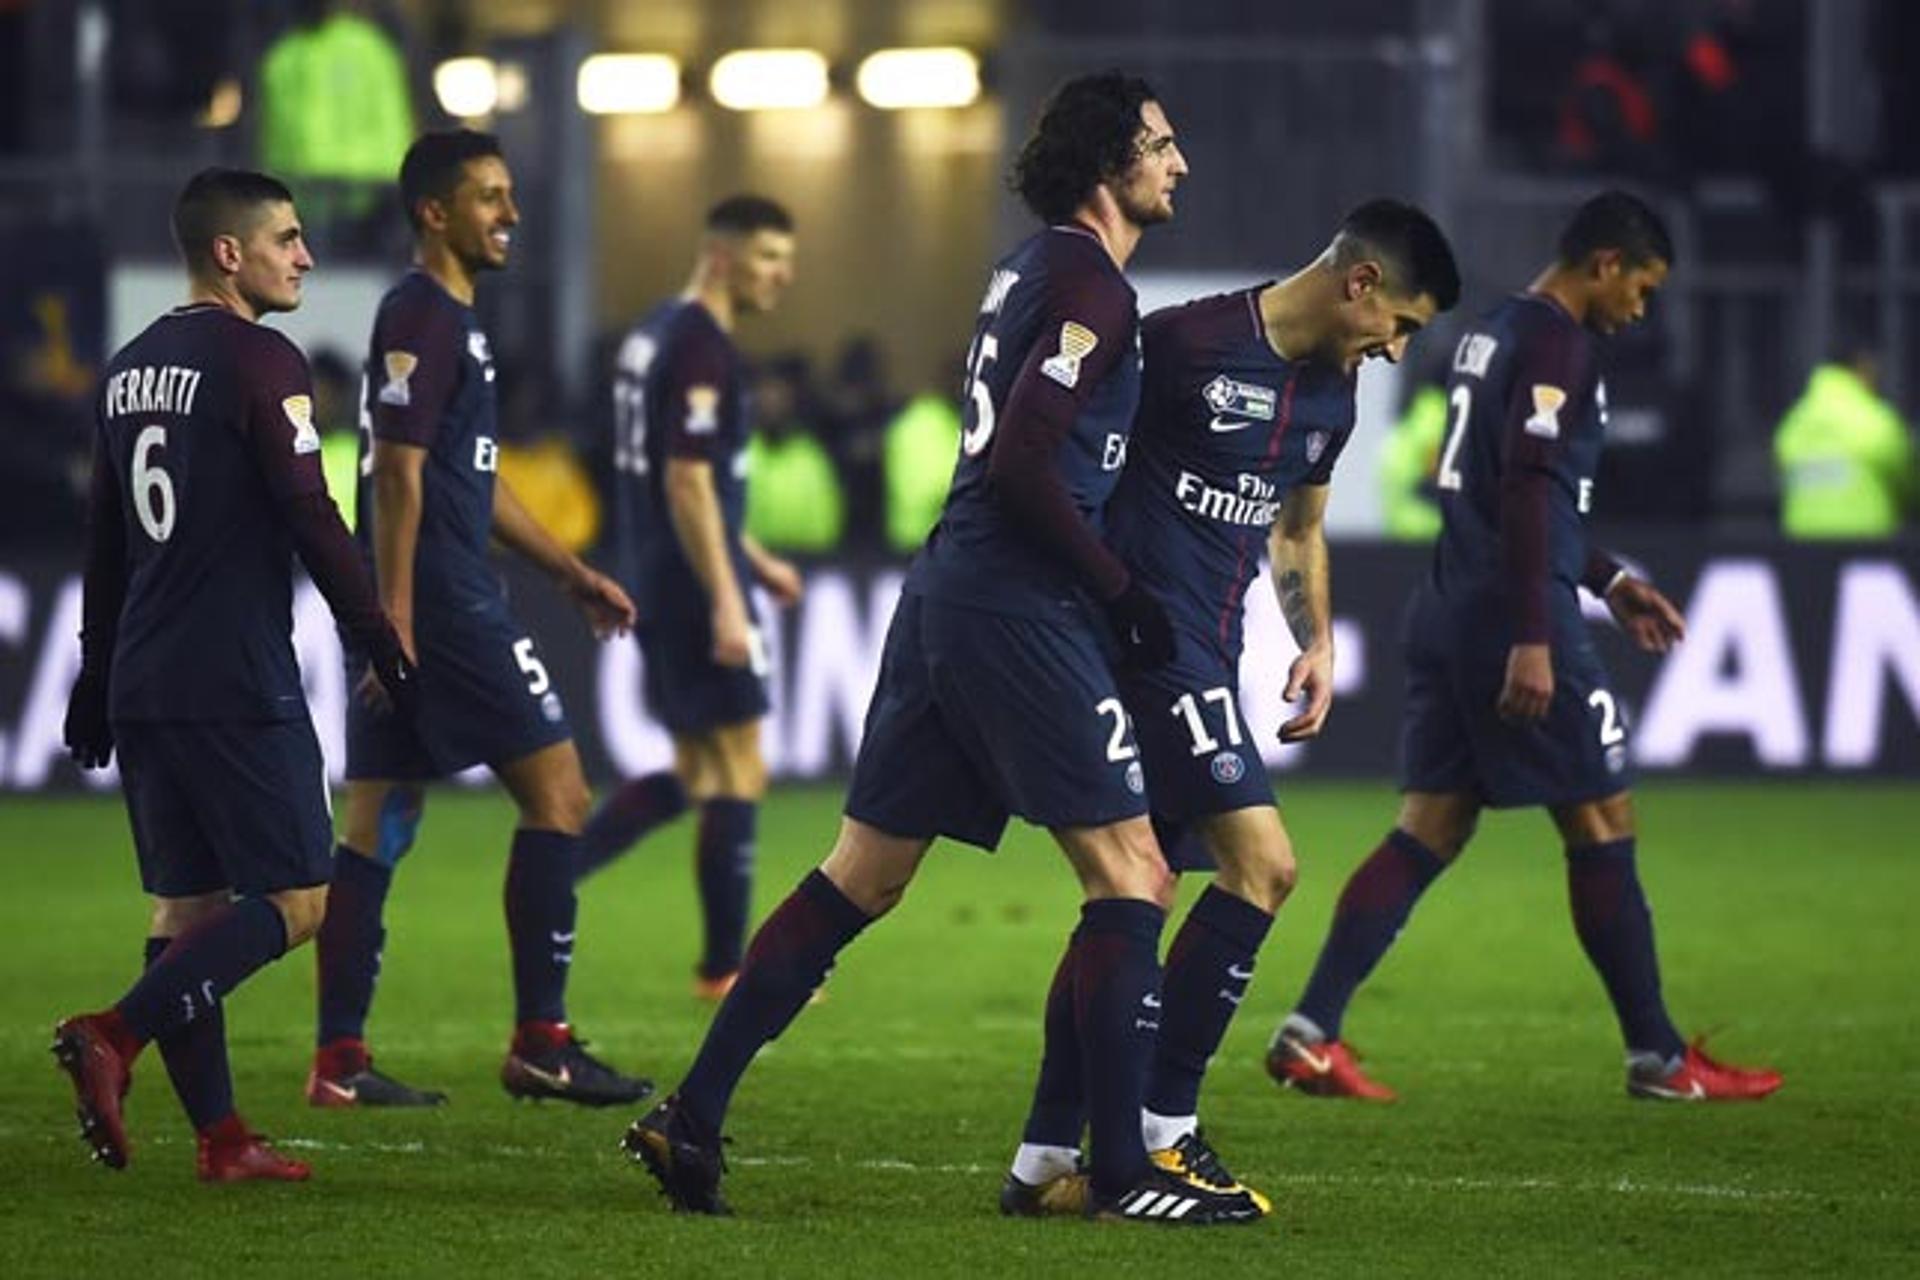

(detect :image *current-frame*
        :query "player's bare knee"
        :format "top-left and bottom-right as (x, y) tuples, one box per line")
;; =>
(821, 820), (927, 917)
(148, 891), (229, 938)
(267, 885), (330, 948)
(1554, 791), (1635, 846)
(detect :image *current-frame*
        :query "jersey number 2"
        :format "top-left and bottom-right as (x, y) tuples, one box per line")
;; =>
(1436, 385), (1471, 492)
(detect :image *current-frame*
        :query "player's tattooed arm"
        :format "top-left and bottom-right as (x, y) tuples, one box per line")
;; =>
(1270, 483), (1335, 742)
(492, 477), (635, 639)
(665, 457), (755, 666)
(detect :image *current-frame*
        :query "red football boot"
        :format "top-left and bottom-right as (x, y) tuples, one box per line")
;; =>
(52, 1012), (136, 1169)
(1627, 1039), (1783, 1101)
(1266, 1028), (1397, 1101)
(197, 1117), (311, 1182)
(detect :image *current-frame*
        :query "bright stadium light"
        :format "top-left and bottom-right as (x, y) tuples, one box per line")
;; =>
(577, 53), (681, 114)
(856, 48), (980, 109)
(434, 57), (499, 118)
(709, 48), (830, 111)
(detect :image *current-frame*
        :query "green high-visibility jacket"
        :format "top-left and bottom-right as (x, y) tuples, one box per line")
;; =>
(260, 13), (412, 181)
(884, 392), (961, 553)
(320, 429), (359, 530)
(745, 430), (843, 553)
(1774, 364), (1915, 538)
(1379, 384), (1446, 541)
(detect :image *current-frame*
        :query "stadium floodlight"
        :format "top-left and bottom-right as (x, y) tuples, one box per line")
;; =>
(577, 53), (681, 114)
(708, 49), (830, 111)
(434, 57), (500, 119)
(855, 48), (980, 109)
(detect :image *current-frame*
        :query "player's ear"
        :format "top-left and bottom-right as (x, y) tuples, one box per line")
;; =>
(210, 233), (243, 274)
(1589, 248), (1623, 281)
(1346, 260), (1383, 302)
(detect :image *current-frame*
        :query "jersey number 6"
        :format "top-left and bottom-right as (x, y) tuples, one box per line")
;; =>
(132, 424), (177, 543)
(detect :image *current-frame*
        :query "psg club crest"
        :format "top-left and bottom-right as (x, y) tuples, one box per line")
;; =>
(1304, 431), (1330, 465)
(1210, 751), (1245, 785)
(1124, 761), (1146, 795)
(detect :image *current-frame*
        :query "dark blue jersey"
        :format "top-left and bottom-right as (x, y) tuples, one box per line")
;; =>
(905, 225), (1141, 622)
(609, 298), (751, 598)
(1431, 293), (1606, 641)
(355, 270), (502, 615)
(95, 305), (334, 721)
(1108, 287), (1356, 661)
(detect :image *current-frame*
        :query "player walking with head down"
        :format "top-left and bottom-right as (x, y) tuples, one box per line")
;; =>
(1269, 190), (1783, 1103)
(582, 195), (804, 1001)
(54, 168), (415, 1180)
(1002, 200), (1460, 1216)
(623, 72), (1261, 1224)
(306, 129), (650, 1109)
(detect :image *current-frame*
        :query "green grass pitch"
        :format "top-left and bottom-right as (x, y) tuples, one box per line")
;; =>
(2, 781), (1914, 1277)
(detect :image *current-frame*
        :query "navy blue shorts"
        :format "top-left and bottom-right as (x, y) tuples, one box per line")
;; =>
(844, 593), (1150, 850)
(634, 592), (770, 737)
(117, 718), (334, 897)
(1398, 586), (1633, 809)
(346, 597), (572, 781)
(1123, 632), (1274, 871)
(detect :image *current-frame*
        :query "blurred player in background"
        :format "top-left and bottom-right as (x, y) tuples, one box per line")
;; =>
(1269, 190), (1784, 1103)
(584, 196), (803, 1000)
(1003, 200), (1460, 1216)
(54, 168), (415, 1180)
(623, 72), (1265, 1224)
(308, 129), (651, 1109)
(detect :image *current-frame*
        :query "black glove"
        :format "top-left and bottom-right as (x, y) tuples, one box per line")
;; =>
(1103, 580), (1176, 670)
(367, 645), (422, 724)
(63, 665), (114, 769)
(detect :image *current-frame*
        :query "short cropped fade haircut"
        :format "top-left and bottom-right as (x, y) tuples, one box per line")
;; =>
(172, 168), (294, 274)
(1332, 199), (1462, 313)
(1558, 189), (1674, 270)
(705, 194), (795, 237)
(1009, 71), (1159, 224)
(399, 129), (503, 232)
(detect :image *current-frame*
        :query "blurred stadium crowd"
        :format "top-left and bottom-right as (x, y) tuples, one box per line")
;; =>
(1, 0), (1915, 558)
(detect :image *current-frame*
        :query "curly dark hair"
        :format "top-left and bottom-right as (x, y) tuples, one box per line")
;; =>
(1008, 71), (1159, 223)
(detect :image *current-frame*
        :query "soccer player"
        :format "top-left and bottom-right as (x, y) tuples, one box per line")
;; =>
(1002, 200), (1460, 1215)
(53, 168), (416, 1180)
(306, 130), (651, 1108)
(1268, 190), (1784, 1103)
(581, 196), (804, 1001)
(623, 73), (1260, 1224)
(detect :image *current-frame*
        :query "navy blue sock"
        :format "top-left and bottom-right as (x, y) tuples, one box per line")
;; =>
(696, 799), (758, 978)
(1146, 885), (1274, 1118)
(1075, 898), (1165, 1200)
(115, 898), (287, 1043)
(144, 937), (234, 1131)
(678, 870), (869, 1135)
(1566, 838), (1686, 1059)
(1295, 830), (1446, 1039)
(1020, 927), (1085, 1148)
(316, 846), (393, 1046)
(576, 771), (689, 881)
(505, 830), (579, 1026)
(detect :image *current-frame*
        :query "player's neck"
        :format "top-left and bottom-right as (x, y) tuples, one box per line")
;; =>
(1256, 267), (1331, 363)
(1527, 266), (1589, 325)
(1067, 198), (1142, 268)
(186, 281), (259, 324)
(415, 242), (478, 306)
(684, 269), (736, 333)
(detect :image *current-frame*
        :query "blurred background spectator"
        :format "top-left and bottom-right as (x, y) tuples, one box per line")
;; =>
(1774, 326), (1915, 538)
(745, 355), (845, 555)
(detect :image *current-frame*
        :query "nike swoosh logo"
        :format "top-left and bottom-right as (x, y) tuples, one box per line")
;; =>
(518, 1061), (572, 1089)
(1227, 963), (1255, 981)
(1142, 993), (1163, 1009)
(316, 1078), (357, 1102)
(550, 931), (577, 944)
(1292, 1044), (1333, 1074)
(1208, 416), (1255, 433)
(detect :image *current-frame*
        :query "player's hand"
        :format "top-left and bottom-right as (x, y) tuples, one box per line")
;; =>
(568, 567), (638, 640)
(63, 666), (113, 769)
(1605, 575), (1686, 653)
(711, 596), (755, 668)
(756, 555), (805, 608)
(360, 644), (422, 722)
(1103, 580), (1176, 670)
(1497, 643), (1554, 723)
(1278, 642), (1335, 743)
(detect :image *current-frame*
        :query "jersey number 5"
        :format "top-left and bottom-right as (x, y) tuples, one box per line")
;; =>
(131, 424), (176, 543)
(960, 332), (1000, 457)
(1436, 385), (1471, 492)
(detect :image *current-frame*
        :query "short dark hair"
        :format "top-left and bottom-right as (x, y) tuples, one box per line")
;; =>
(1009, 71), (1159, 223)
(1332, 199), (1462, 313)
(1557, 189), (1674, 269)
(171, 168), (294, 273)
(705, 194), (794, 237)
(399, 129), (503, 232)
